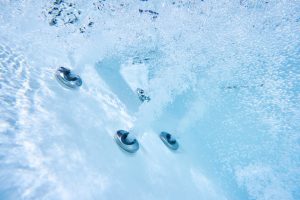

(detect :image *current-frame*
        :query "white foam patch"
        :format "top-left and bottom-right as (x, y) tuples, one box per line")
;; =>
(235, 164), (294, 200)
(0, 121), (10, 132)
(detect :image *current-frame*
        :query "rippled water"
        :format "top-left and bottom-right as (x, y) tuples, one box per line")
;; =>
(0, 0), (300, 200)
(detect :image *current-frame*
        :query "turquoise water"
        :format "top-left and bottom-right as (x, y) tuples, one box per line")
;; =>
(0, 0), (300, 199)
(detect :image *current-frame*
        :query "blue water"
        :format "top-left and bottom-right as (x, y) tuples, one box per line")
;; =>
(0, 0), (300, 199)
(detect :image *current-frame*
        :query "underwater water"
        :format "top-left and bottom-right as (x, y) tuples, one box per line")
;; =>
(0, 0), (300, 199)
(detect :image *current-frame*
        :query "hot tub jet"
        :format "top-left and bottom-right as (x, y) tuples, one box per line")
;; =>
(160, 131), (179, 151)
(55, 67), (82, 89)
(114, 130), (139, 153)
